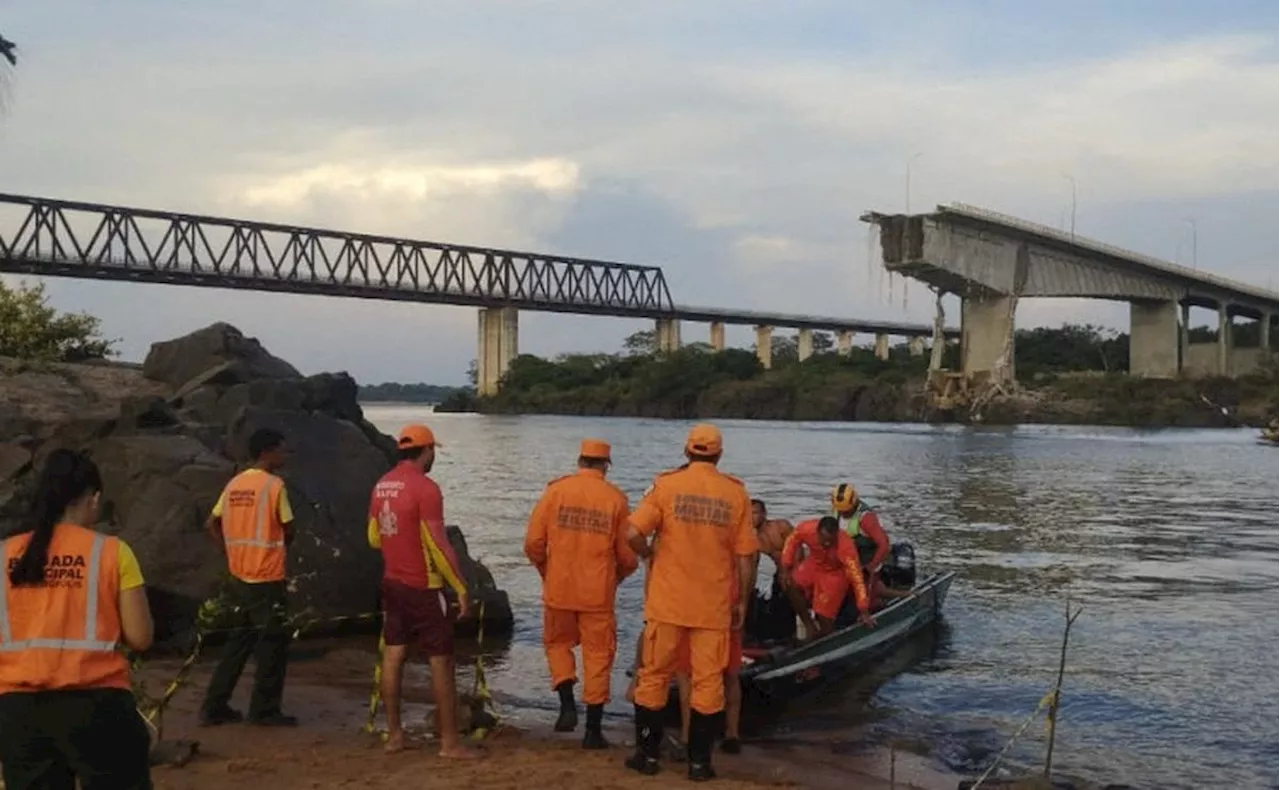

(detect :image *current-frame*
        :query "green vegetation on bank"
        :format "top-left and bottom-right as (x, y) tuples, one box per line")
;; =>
(0, 279), (117, 362)
(357, 381), (472, 404)
(437, 324), (1277, 426)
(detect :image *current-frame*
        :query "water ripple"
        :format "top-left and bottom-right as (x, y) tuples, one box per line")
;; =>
(363, 408), (1279, 790)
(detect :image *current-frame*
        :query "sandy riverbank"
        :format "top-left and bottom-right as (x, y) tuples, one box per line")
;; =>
(136, 645), (960, 790)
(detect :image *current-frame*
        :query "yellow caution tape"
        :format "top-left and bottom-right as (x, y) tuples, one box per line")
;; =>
(365, 633), (387, 740)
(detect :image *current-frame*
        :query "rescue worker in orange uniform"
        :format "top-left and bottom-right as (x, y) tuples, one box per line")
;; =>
(524, 438), (638, 749)
(781, 516), (875, 639)
(0, 449), (156, 790)
(200, 427), (298, 727)
(368, 424), (477, 759)
(625, 423), (758, 781)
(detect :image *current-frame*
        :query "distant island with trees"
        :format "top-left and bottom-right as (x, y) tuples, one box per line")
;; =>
(0, 277), (1270, 428)
(357, 381), (472, 404)
(431, 324), (1276, 428)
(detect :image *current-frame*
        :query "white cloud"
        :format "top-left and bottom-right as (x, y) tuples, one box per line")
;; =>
(234, 158), (581, 209)
(0, 5), (1274, 383)
(710, 34), (1277, 206)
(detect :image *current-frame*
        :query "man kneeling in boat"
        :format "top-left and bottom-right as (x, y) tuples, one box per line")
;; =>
(780, 516), (875, 640)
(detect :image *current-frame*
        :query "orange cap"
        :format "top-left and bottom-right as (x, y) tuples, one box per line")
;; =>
(684, 423), (723, 456)
(579, 438), (612, 461)
(397, 424), (438, 450)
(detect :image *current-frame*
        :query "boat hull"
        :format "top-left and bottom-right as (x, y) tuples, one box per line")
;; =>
(656, 571), (955, 720)
(740, 571), (955, 699)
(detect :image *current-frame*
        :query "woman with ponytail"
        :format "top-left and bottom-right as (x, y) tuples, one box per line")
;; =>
(0, 448), (155, 790)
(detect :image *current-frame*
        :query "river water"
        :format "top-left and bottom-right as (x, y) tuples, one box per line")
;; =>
(361, 406), (1279, 790)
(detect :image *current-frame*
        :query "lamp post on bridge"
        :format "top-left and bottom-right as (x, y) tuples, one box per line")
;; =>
(905, 152), (924, 214)
(1184, 218), (1197, 271)
(1060, 173), (1076, 241)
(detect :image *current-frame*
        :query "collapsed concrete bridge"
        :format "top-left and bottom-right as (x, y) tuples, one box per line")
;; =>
(861, 203), (1278, 389)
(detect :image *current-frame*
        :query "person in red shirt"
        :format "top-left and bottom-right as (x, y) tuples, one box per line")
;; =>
(831, 484), (889, 570)
(367, 424), (477, 760)
(780, 516), (875, 639)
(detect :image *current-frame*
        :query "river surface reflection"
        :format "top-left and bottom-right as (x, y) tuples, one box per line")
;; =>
(361, 408), (1280, 790)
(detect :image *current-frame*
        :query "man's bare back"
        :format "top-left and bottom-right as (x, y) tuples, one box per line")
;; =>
(757, 518), (793, 568)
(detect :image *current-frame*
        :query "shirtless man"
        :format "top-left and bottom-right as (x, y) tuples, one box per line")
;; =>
(751, 499), (822, 640)
(751, 499), (793, 572)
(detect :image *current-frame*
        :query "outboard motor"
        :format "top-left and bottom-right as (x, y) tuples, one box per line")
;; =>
(879, 541), (917, 589)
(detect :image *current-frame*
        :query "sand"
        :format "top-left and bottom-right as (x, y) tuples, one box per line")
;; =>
(134, 651), (960, 790)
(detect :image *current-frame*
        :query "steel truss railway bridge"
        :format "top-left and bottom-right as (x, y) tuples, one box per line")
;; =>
(0, 194), (955, 394)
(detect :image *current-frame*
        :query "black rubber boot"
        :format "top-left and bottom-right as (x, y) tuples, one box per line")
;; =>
(554, 680), (578, 732)
(582, 703), (608, 750)
(624, 705), (662, 776)
(687, 711), (717, 782)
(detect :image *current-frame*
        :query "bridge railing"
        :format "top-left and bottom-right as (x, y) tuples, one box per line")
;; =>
(942, 202), (1279, 305)
(0, 194), (676, 315)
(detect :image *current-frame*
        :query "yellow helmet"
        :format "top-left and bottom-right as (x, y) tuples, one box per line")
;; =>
(831, 483), (858, 512)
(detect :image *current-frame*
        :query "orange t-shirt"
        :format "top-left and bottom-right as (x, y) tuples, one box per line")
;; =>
(523, 468), (638, 612)
(631, 462), (759, 630)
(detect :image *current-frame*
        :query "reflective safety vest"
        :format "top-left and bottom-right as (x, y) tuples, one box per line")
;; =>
(837, 503), (871, 538)
(0, 525), (131, 693)
(837, 504), (878, 564)
(221, 470), (288, 583)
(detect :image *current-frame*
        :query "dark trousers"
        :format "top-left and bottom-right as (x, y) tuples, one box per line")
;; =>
(0, 687), (152, 790)
(200, 578), (291, 719)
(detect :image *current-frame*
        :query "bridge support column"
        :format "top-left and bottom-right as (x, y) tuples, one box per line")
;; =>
(837, 331), (853, 356)
(755, 325), (773, 369)
(908, 337), (925, 357)
(1217, 305), (1231, 375)
(476, 307), (518, 397)
(1264, 312), (1274, 352)
(797, 329), (814, 362)
(1179, 302), (1191, 372)
(655, 318), (681, 353)
(961, 294), (1016, 383)
(709, 321), (726, 352)
(1128, 300), (1180, 378)
(874, 333), (889, 361)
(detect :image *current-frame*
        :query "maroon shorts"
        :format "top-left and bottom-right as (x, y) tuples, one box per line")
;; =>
(380, 579), (455, 657)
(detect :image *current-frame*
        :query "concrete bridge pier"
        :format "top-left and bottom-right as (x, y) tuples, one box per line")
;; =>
(908, 336), (925, 357)
(1179, 302), (1191, 371)
(1216, 306), (1231, 375)
(960, 293), (1016, 383)
(709, 321), (726, 351)
(1129, 300), (1180, 378)
(655, 318), (681, 353)
(837, 330), (853, 356)
(755, 325), (773, 369)
(476, 306), (519, 396)
(874, 333), (890, 360)
(797, 328), (814, 361)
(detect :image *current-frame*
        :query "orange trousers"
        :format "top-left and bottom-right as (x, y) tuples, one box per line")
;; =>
(634, 620), (729, 716)
(543, 607), (617, 705)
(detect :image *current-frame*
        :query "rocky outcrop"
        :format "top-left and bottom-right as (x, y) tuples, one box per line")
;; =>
(0, 324), (513, 646)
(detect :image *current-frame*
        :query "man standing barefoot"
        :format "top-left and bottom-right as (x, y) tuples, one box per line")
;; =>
(368, 424), (478, 760)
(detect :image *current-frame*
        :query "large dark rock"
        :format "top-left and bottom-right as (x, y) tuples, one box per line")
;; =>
(446, 525), (514, 635)
(0, 323), (516, 646)
(143, 322), (300, 390)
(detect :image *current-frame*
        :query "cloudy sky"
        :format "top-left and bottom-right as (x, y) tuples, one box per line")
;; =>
(1, 0), (1276, 385)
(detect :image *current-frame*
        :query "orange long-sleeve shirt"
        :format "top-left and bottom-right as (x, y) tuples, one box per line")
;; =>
(782, 518), (870, 614)
(630, 462), (758, 631)
(524, 468), (638, 613)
